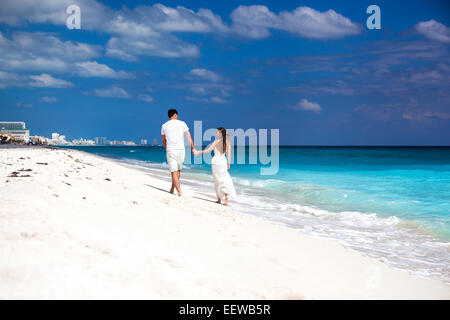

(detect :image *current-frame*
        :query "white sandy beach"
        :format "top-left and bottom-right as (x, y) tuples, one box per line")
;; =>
(0, 147), (449, 299)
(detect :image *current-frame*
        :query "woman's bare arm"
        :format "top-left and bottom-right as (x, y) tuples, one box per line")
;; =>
(227, 141), (231, 169)
(197, 140), (218, 154)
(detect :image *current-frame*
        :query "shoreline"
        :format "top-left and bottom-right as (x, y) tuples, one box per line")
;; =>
(0, 147), (449, 299)
(110, 152), (450, 285)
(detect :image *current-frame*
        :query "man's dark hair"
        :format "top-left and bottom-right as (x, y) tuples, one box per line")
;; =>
(168, 109), (178, 118)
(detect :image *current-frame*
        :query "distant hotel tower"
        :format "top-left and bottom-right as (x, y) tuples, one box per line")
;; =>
(0, 121), (30, 142)
(94, 137), (108, 145)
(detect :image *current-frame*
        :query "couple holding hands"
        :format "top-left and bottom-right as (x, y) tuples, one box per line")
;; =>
(161, 109), (236, 205)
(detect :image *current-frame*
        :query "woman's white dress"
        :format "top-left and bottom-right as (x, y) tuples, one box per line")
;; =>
(211, 141), (236, 200)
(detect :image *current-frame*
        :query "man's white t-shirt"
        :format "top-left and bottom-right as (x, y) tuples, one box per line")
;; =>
(161, 119), (189, 150)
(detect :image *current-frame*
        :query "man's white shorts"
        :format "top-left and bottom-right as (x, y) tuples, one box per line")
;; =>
(166, 149), (185, 172)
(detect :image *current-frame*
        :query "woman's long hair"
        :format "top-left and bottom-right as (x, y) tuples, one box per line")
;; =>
(217, 127), (227, 153)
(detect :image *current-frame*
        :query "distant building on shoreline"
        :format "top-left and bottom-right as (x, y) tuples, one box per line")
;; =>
(110, 140), (121, 146)
(139, 138), (160, 146)
(51, 132), (67, 145)
(0, 121), (30, 143)
(71, 138), (95, 146)
(94, 137), (108, 145)
(0, 122), (139, 146)
(121, 140), (136, 146)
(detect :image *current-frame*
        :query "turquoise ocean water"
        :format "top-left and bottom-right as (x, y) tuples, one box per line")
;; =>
(60, 146), (450, 282)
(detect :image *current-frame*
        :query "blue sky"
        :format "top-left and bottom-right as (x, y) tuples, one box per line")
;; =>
(0, 0), (449, 145)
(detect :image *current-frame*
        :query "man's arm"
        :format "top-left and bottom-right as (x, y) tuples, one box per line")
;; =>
(162, 134), (167, 151)
(184, 130), (195, 152)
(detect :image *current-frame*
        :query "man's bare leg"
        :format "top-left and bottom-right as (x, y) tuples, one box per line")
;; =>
(170, 170), (182, 196)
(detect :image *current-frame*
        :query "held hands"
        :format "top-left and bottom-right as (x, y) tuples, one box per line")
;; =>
(192, 148), (199, 156)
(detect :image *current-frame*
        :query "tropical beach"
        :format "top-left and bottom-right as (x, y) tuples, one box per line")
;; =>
(1, 146), (448, 299)
(1, 0), (450, 305)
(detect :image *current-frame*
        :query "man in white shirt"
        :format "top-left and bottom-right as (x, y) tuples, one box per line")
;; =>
(161, 109), (194, 196)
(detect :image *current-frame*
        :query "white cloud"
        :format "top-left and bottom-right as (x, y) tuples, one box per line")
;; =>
(0, 0), (112, 29)
(40, 96), (57, 103)
(138, 94), (154, 103)
(16, 102), (33, 108)
(402, 112), (414, 120)
(145, 4), (228, 33)
(0, 0), (70, 26)
(0, 71), (11, 79)
(292, 98), (321, 112)
(186, 96), (229, 104)
(29, 73), (73, 88)
(230, 5), (361, 39)
(0, 1), (207, 61)
(424, 111), (450, 120)
(87, 86), (131, 98)
(107, 15), (158, 37)
(287, 80), (355, 96)
(190, 86), (208, 95)
(230, 5), (277, 39)
(184, 71), (232, 103)
(0, 1), (228, 35)
(210, 96), (229, 104)
(401, 70), (443, 83)
(189, 68), (221, 82)
(0, 71), (22, 88)
(402, 110), (450, 122)
(220, 88), (231, 97)
(0, 31), (101, 72)
(0, 71), (72, 89)
(415, 20), (450, 43)
(103, 4), (226, 60)
(105, 35), (199, 60)
(183, 68), (232, 104)
(6, 57), (67, 72)
(186, 96), (210, 103)
(0, 2), (201, 62)
(75, 61), (133, 78)
(0, 32), (136, 91)
(0, 1), (362, 63)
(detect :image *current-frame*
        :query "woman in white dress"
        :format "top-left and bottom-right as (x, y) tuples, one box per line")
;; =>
(193, 127), (236, 205)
